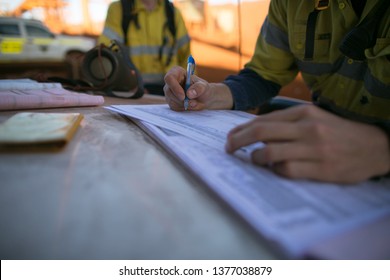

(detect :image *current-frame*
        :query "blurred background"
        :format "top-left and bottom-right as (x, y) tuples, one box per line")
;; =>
(0, 0), (309, 100)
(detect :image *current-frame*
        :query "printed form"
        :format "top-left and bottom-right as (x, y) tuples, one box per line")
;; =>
(107, 104), (390, 258)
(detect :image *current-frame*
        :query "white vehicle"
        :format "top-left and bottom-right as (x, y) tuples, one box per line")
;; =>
(0, 17), (95, 64)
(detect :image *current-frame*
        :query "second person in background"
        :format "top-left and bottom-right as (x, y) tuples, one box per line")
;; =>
(98, 0), (191, 95)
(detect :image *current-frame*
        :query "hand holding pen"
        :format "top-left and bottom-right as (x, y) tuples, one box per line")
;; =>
(163, 61), (233, 111)
(184, 55), (196, 110)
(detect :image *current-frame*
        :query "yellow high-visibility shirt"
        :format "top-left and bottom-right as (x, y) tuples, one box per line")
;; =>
(98, 0), (191, 89)
(244, 0), (389, 123)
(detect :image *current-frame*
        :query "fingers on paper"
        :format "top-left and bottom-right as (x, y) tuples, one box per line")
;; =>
(256, 104), (321, 122)
(250, 142), (317, 166)
(226, 122), (302, 153)
(271, 161), (323, 181)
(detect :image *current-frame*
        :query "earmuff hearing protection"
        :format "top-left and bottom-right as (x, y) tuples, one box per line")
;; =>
(81, 41), (144, 98)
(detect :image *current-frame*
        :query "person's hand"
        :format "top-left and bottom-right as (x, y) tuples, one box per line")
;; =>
(225, 105), (390, 184)
(163, 66), (233, 111)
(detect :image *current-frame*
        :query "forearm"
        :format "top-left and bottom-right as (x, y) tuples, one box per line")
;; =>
(223, 68), (281, 111)
(206, 83), (234, 110)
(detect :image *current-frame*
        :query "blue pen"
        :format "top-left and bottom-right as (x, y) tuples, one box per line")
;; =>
(184, 55), (195, 110)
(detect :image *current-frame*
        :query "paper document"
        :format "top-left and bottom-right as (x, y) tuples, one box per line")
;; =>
(0, 79), (62, 90)
(107, 104), (390, 258)
(0, 79), (104, 111)
(108, 104), (264, 158)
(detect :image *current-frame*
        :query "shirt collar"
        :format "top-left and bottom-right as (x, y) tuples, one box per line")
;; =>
(134, 0), (162, 13)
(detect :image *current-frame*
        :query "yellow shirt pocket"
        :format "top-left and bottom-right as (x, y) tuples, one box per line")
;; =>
(291, 25), (331, 61)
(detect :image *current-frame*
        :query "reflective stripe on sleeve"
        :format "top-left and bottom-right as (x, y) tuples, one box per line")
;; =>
(102, 26), (124, 43)
(261, 17), (290, 52)
(176, 33), (190, 49)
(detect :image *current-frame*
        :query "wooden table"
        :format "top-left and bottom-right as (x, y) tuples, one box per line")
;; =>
(0, 95), (276, 260)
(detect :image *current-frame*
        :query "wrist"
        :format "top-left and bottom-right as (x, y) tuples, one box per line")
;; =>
(207, 83), (234, 110)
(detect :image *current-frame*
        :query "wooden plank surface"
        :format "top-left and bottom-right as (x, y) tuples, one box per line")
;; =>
(0, 95), (276, 259)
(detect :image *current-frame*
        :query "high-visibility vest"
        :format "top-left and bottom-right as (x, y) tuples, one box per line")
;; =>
(98, 0), (191, 87)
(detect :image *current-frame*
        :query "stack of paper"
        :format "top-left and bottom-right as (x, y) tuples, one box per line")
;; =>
(106, 104), (390, 259)
(0, 79), (104, 111)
